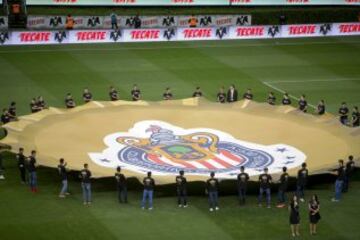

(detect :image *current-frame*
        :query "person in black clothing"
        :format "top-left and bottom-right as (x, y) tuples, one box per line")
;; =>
(267, 92), (276, 105)
(338, 102), (349, 125)
(83, 88), (93, 103)
(277, 166), (289, 208)
(1, 108), (11, 124)
(133, 14), (141, 29)
(351, 106), (359, 127)
(343, 155), (355, 193)
(109, 86), (119, 101)
(58, 158), (69, 198)
(30, 98), (41, 113)
(141, 171), (155, 210)
(289, 194), (300, 237)
(243, 88), (253, 100)
(79, 163), (92, 205)
(332, 159), (346, 202)
(296, 162), (308, 202)
(258, 167), (272, 208)
(298, 95), (308, 113)
(131, 85), (141, 101)
(176, 170), (187, 207)
(317, 100), (326, 115)
(115, 166), (128, 203)
(217, 87), (226, 103)
(36, 96), (47, 110)
(227, 85), (238, 103)
(206, 172), (219, 211)
(282, 92), (292, 105)
(8, 101), (17, 120)
(309, 194), (321, 235)
(163, 88), (173, 100)
(65, 93), (76, 108)
(28, 150), (38, 193)
(16, 147), (26, 184)
(192, 87), (202, 98)
(237, 166), (249, 205)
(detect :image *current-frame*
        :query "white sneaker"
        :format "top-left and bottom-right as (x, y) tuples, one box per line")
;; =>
(300, 198), (305, 202)
(148, 207), (153, 211)
(215, 207), (219, 211)
(141, 207), (145, 210)
(178, 204), (182, 208)
(331, 198), (339, 202)
(183, 205), (188, 208)
(0, 175), (5, 180)
(209, 208), (214, 212)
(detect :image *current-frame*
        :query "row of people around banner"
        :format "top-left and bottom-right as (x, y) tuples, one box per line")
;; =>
(0, 149), (355, 237)
(1, 85), (359, 127)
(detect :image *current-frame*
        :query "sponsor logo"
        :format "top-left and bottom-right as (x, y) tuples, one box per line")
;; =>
(87, 17), (101, 28)
(89, 121), (306, 177)
(54, 31), (67, 43)
(236, 26), (264, 37)
(19, 32), (51, 42)
(162, 16), (176, 27)
(199, 16), (212, 27)
(76, 31), (106, 41)
(216, 27), (227, 39)
(339, 23), (360, 33)
(49, 16), (63, 27)
(163, 28), (176, 40)
(0, 31), (9, 44)
(268, 25), (280, 37)
(288, 25), (316, 35)
(0, 17), (6, 26)
(236, 15), (250, 26)
(183, 28), (212, 39)
(319, 23), (331, 35)
(110, 29), (122, 42)
(130, 30), (160, 40)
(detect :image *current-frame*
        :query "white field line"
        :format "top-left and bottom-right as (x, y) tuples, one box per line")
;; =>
(262, 81), (317, 109)
(0, 40), (359, 54)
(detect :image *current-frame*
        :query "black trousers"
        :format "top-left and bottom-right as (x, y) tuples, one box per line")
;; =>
(177, 188), (187, 206)
(19, 167), (26, 182)
(118, 186), (128, 203)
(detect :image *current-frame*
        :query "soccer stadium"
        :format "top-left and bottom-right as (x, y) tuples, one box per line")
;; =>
(0, 1), (360, 239)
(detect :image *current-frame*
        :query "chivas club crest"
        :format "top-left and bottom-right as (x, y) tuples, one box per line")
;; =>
(89, 121), (306, 177)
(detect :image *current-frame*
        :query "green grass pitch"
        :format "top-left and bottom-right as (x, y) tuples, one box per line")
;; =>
(0, 36), (360, 240)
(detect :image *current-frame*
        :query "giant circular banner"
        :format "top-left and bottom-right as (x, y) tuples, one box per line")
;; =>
(1, 98), (359, 184)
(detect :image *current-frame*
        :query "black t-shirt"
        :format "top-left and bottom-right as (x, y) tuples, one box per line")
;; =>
(268, 96), (276, 105)
(282, 98), (291, 105)
(9, 106), (16, 116)
(83, 93), (92, 102)
(217, 93), (226, 103)
(17, 153), (26, 168)
(192, 91), (202, 98)
(337, 166), (346, 181)
(345, 160), (355, 176)
(109, 90), (118, 101)
(279, 172), (289, 190)
(339, 107), (349, 119)
(37, 100), (46, 108)
(243, 93), (253, 100)
(30, 102), (40, 113)
(317, 104), (325, 115)
(115, 172), (127, 187)
(176, 175), (187, 190)
(237, 172), (249, 188)
(28, 156), (36, 172)
(143, 177), (155, 190)
(58, 164), (67, 180)
(299, 99), (307, 111)
(131, 89), (141, 101)
(80, 169), (91, 183)
(297, 168), (308, 186)
(352, 111), (359, 126)
(65, 98), (75, 108)
(1, 113), (10, 124)
(206, 177), (219, 192)
(259, 174), (272, 189)
(163, 92), (173, 100)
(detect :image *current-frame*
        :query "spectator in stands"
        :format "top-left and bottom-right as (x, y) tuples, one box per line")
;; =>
(298, 95), (308, 113)
(317, 100), (326, 115)
(227, 85), (238, 103)
(83, 88), (93, 103)
(110, 12), (118, 29)
(267, 92), (276, 105)
(188, 15), (198, 28)
(338, 102), (349, 125)
(282, 92), (292, 105)
(217, 87), (226, 103)
(109, 86), (119, 101)
(192, 87), (202, 98)
(243, 88), (253, 100)
(65, 93), (76, 108)
(66, 14), (75, 30)
(352, 106), (359, 127)
(163, 88), (173, 100)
